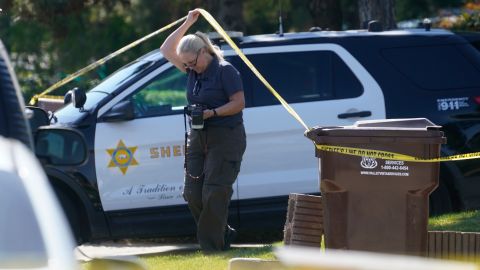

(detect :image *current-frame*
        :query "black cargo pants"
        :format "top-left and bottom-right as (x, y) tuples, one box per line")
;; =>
(183, 123), (246, 251)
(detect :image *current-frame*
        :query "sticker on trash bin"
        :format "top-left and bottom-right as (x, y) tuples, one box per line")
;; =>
(360, 159), (410, 177)
(360, 157), (378, 169)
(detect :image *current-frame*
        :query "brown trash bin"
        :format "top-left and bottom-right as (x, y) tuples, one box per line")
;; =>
(305, 118), (446, 256)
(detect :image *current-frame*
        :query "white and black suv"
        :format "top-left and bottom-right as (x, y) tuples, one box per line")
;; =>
(43, 26), (480, 243)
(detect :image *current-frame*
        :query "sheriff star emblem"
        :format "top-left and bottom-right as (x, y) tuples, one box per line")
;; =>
(106, 140), (139, 175)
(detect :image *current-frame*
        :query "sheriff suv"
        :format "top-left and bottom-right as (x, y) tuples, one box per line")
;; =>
(45, 26), (480, 243)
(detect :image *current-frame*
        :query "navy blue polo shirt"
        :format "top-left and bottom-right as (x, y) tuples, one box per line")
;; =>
(186, 56), (243, 128)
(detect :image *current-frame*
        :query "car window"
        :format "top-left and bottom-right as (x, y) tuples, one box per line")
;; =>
(381, 44), (480, 90)
(35, 129), (86, 165)
(130, 66), (187, 118)
(249, 51), (363, 106)
(91, 60), (156, 96)
(56, 60), (155, 122)
(333, 54), (363, 99)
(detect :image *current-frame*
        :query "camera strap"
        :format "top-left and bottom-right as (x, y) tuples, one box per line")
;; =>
(183, 106), (188, 171)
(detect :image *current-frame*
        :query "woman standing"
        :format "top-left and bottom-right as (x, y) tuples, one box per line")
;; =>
(160, 9), (246, 252)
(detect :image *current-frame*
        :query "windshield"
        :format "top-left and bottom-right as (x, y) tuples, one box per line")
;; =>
(55, 60), (156, 123)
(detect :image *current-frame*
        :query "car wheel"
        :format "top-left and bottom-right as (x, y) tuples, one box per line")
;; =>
(54, 188), (88, 245)
(429, 177), (453, 216)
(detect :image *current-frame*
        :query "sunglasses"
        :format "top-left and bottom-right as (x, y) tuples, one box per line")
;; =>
(183, 49), (201, 68)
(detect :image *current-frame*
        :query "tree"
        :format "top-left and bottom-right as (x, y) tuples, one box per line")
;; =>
(207, 0), (245, 31)
(0, 0), (138, 101)
(396, 0), (464, 21)
(309, 0), (342, 30)
(358, 0), (397, 29)
(341, 0), (359, 29)
(2, 0), (468, 102)
(450, 2), (480, 31)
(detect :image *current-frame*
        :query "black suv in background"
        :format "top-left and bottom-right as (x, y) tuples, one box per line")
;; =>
(355, 30), (480, 214)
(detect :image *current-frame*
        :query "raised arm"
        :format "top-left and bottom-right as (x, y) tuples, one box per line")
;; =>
(160, 9), (200, 72)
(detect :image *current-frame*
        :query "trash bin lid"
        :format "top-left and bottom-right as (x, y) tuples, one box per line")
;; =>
(353, 118), (440, 129)
(305, 118), (445, 143)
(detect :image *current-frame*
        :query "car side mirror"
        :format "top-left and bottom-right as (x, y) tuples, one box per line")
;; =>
(34, 127), (88, 166)
(64, 87), (86, 111)
(25, 106), (49, 134)
(102, 99), (135, 122)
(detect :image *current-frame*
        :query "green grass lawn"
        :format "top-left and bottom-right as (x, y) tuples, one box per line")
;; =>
(83, 211), (480, 270)
(82, 243), (279, 270)
(140, 244), (277, 270)
(429, 210), (480, 232)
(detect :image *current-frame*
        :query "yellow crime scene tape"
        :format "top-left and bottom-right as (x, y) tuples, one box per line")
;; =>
(315, 144), (480, 162)
(197, 9), (309, 130)
(29, 16), (188, 106)
(31, 9), (480, 162)
(196, 9), (480, 163)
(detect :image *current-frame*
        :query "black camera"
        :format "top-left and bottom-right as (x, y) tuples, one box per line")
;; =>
(186, 104), (206, 130)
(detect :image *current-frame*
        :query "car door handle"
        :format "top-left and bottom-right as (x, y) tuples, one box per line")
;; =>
(337, 111), (372, 119)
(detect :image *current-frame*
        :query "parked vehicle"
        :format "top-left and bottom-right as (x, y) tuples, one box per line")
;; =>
(44, 26), (480, 243)
(0, 39), (145, 270)
(0, 39), (79, 270)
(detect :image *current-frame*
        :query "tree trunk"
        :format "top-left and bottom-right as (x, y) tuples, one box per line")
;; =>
(207, 0), (245, 32)
(309, 0), (342, 31)
(358, 0), (396, 30)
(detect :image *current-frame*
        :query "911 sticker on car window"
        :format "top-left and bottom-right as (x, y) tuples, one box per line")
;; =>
(437, 97), (469, 111)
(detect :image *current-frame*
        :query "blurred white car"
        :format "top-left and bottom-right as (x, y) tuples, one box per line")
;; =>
(0, 37), (145, 270)
(0, 40), (77, 269)
(0, 136), (78, 270)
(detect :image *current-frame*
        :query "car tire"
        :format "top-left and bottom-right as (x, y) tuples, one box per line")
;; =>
(54, 188), (89, 245)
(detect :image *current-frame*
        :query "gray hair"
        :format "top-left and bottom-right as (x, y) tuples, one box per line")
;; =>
(177, 31), (224, 60)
